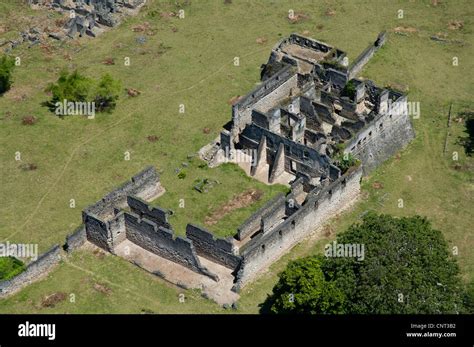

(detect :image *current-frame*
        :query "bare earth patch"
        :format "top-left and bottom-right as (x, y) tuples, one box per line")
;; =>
(372, 181), (384, 190)
(93, 282), (112, 296)
(227, 95), (242, 105)
(448, 20), (464, 30)
(205, 189), (264, 226)
(288, 12), (310, 24)
(41, 292), (66, 308)
(393, 26), (418, 34)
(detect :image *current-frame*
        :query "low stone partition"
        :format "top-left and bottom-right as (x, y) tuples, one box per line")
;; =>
(127, 195), (171, 229)
(83, 166), (161, 221)
(186, 224), (241, 270)
(124, 213), (218, 281)
(236, 193), (286, 241)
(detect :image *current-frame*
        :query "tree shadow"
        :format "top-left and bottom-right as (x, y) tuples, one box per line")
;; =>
(456, 111), (474, 156)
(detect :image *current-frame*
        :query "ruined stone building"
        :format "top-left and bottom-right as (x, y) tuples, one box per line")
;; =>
(61, 33), (414, 306)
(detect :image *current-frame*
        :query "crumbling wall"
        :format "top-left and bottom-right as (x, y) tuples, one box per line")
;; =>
(344, 94), (415, 173)
(231, 66), (298, 135)
(0, 246), (62, 298)
(239, 123), (332, 179)
(64, 225), (87, 253)
(233, 167), (362, 290)
(124, 212), (218, 281)
(83, 213), (110, 251)
(127, 196), (171, 229)
(287, 33), (333, 53)
(236, 193), (286, 240)
(186, 224), (241, 270)
(348, 31), (387, 80)
(83, 166), (160, 220)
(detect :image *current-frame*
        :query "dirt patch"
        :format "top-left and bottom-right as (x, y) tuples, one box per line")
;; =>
(372, 181), (384, 190)
(227, 95), (242, 105)
(385, 82), (409, 93)
(203, 127), (211, 134)
(102, 57), (115, 65)
(323, 225), (335, 237)
(147, 135), (159, 143)
(288, 12), (310, 24)
(127, 88), (141, 97)
(205, 189), (264, 226)
(393, 26), (418, 34)
(448, 20), (463, 30)
(41, 292), (66, 308)
(256, 37), (267, 45)
(160, 11), (177, 19)
(325, 8), (336, 16)
(22, 115), (37, 125)
(4, 85), (32, 102)
(92, 248), (106, 260)
(93, 282), (112, 295)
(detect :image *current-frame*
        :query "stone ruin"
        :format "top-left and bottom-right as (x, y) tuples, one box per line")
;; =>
(0, 0), (146, 52)
(1, 33), (415, 307)
(75, 32), (414, 306)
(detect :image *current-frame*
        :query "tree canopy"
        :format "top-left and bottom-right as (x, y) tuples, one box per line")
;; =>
(0, 55), (15, 95)
(45, 70), (122, 114)
(262, 213), (465, 314)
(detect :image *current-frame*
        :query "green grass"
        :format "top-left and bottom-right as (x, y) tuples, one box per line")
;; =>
(0, 257), (25, 281)
(0, 0), (472, 313)
(153, 162), (288, 237)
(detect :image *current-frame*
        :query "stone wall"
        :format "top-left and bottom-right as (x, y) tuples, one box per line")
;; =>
(127, 195), (171, 229)
(232, 65), (298, 135)
(287, 33), (333, 53)
(124, 212), (218, 281)
(186, 224), (241, 270)
(344, 94), (415, 173)
(348, 31), (387, 80)
(83, 166), (160, 220)
(83, 213), (111, 251)
(239, 123), (334, 179)
(0, 245), (62, 298)
(233, 166), (362, 290)
(236, 193), (286, 241)
(64, 225), (87, 253)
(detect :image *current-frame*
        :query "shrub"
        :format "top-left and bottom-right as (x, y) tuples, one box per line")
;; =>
(45, 70), (121, 115)
(0, 257), (25, 280)
(0, 55), (15, 95)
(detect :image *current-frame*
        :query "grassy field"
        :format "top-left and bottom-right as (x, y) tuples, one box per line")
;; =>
(0, 0), (472, 313)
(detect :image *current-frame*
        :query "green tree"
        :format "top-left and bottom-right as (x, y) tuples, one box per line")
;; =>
(261, 256), (346, 314)
(46, 70), (93, 108)
(45, 70), (122, 114)
(94, 73), (122, 112)
(0, 55), (15, 95)
(462, 281), (474, 314)
(265, 213), (465, 314)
